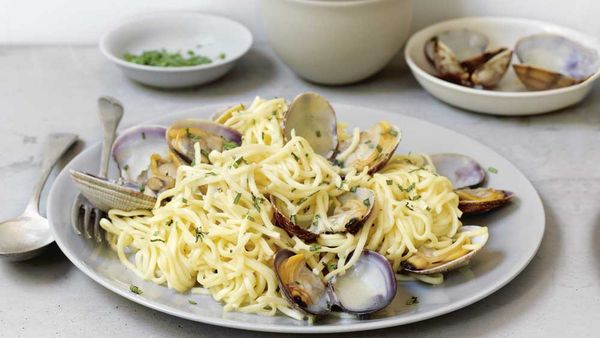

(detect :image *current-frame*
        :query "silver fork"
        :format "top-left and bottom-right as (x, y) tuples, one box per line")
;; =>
(71, 96), (123, 242)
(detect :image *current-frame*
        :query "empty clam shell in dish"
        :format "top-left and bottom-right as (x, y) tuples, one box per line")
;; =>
(270, 188), (375, 243)
(514, 33), (600, 90)
(457, 187), (513, 215)
(425, 29), (512, 88)
(402, 225), (488, 275)
(274, 249), (396, 317)
(70, 170), (156, 212)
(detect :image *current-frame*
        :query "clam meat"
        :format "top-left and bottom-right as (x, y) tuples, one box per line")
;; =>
(166, 119), (242, 163)
(425, 29), (512, 88)
(513, 33), (599, 90)
(271, 188), (375, 242)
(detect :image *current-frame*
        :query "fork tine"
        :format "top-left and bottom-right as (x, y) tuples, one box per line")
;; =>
(92, 209), (104, 243)
(82, 203), (93, 239)
(71, 195), (84, 235)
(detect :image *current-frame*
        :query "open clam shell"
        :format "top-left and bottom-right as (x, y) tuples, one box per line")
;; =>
(274, 249), (397, 317)
(70, 170), (156, 212)
(270, 188), (375, 242)
(166, 119), (242, 163)
(430, 153), (486, 190)
(328, 251), (397, 316)
(283, 92), (338, 159)
(337, 121), (401, 174)
(402, 225), (488, 275)
(457, 187), (513, 215)
(424, 29), (511, 88)
(514, 33), (599, 90)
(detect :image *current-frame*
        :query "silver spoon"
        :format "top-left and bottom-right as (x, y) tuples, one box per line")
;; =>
(0, 133), (78, 261)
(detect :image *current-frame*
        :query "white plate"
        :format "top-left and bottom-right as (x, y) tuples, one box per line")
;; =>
(100, 13), (253, 88)
(405, 17), (600, 116)
(47, 103), (545, 333)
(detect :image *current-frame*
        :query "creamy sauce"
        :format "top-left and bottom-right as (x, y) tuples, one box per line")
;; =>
(333, 257), (388, 312)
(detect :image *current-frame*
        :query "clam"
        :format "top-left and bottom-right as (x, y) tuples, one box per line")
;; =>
(336, 121), (401, 174)
(112, 125), (180, 195)
(457, 187), (513, 215)
(274, 249), (396, 316)
(283, 92), (338, 159)
(166, 119), (242, 163)
(70, 170), (156, 212)
(425, 29), (512, 88)
(402, 225), (488, 275)
(271, 188), (375, 242)
(429, 153), (485, 189)
(513, 33), (599, 90)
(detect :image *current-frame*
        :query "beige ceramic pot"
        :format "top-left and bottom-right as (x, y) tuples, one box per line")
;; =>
(262, 0), (413, 85)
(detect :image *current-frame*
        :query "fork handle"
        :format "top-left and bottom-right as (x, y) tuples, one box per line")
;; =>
(97, 96), (124, 177)
(26, 133), (78, 213)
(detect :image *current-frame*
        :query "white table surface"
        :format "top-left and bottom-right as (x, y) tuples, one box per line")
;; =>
(0, 43), (598, 338)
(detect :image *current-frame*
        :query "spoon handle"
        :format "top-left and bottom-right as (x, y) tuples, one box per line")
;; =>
(26, 133), (79, 213)
(97, 96), (124, 177)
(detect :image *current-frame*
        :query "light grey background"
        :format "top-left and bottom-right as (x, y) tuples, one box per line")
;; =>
(1, 1), (599, 337)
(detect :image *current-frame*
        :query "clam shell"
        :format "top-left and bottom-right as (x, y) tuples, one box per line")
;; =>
(457, 187), (513, 215)
(403, 225), (488, 275)
(430, 153), (485, 190)
(284, 92), (338, 159)
(70, 170), (156, 212)
(112, 125), (169, 183)
(471, 48), (513, 88)
(514, 33), (599, 90)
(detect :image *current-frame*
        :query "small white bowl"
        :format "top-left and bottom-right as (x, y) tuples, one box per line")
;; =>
(100, 13), (253, 89)
(262, 0), (413, 85)
(405, 17), (600, 116)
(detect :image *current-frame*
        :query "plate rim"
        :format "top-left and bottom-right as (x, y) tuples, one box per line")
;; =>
(47, 102), (545, 334)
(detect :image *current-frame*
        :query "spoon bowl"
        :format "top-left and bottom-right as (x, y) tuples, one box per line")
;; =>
(0, 133), (78, 261)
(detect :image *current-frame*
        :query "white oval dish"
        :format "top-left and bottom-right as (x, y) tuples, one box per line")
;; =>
(47, 103), (544, 333)
(405, 17), (600, 116)
(100, 13), (253, 89)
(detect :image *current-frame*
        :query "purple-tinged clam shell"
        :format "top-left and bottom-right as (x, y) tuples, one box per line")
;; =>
(430, 153), (485, 190)
(513, 33), (599, 90)
(328, 250), (397, 316)
(112, 125), (169, 183)
(166, 119), (242, 163)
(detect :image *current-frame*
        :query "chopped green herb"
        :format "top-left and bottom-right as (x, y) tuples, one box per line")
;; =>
(218, 52), (226, 60)
(309, 243), (321, 252)
(327, 263), (338, 271)
(316, 130), (322, 138)
(139, 185), (145, 193)
(246, 215), (256, 222)
(129, 285), (143, 295)
(150, 238), (165, 243)
(141, 132), (146, 140)
(410, 195), (421, 201)
(233, 192), (242, 205)
(190, 159), (196, 166)
(232, 156), (245, 168)
(488, 166), (498, 174)
(298, 197), (308, 204)
(426, 206), (432, 211)
(152, 231), (159, 236)
(388, 129), (399, 137)
(166, 220), (173, 226)
(398, 182), (415, 193)
(291, 188), (297, 192)
(376, 144), (383, 152)
(363, 198), (371, 207)
(188, 299), (198, 305)
(291, 152), (300, 161)
(261, 132), (265, 140)
(312, 214), (321, 226)
(386, 179), (393, 185)
(405, 202), (414, 211)
(405, 296), (419, 305)
(124, 49), (213, 67)
(333, 159), (344, 167)
(195, 227), (206, 243)
(350, 186), (358, 193)
(290, 214), (297, 225)
(123, 164), (129, 171)
(251, 194), (261, 212)
(223, 140), (238, 151)
(206, 172), (218, 176)
(182, 198), (188, 204)
(408, 168), (426, 173)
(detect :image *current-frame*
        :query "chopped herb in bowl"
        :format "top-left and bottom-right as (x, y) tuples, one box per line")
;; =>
(123, 49), (220, 67)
